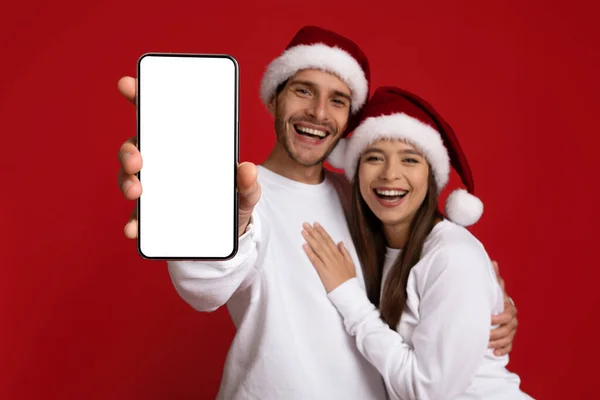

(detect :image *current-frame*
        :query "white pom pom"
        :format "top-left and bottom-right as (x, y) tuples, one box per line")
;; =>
(326, 138), (348, 170)
(445, 189), (483, 227)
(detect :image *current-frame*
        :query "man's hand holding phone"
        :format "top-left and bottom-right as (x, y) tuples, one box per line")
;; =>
(116, 75), (261, 243)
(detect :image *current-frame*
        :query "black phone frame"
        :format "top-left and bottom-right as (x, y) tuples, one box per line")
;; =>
(135, 52), (239, 261)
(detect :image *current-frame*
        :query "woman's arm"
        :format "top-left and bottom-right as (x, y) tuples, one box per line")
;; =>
(301, 223), (497, 400)
(327, 243), (494, 399)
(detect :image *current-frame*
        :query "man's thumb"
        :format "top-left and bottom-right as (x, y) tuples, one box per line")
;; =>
(237, 162), (261, 213)
(237, 162), (258, 195)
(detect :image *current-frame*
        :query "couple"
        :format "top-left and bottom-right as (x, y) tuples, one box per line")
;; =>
(117, 26), (530, 399)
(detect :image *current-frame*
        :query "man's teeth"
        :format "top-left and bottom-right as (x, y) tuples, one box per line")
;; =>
(375, 189), (407, 196)
(296, 125), (327, 138)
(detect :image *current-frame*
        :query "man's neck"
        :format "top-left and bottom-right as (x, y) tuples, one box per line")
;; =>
(261, 144), (325, 185)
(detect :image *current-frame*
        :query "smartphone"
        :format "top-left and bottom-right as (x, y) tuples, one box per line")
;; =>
(136, 53), (238, 260)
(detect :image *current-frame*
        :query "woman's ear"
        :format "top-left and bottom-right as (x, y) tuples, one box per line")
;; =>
(428, 164), (437, 191)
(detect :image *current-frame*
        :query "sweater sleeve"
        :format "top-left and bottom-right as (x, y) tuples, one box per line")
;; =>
(166, 210), (264, 312)
(327, 244), (495, 400)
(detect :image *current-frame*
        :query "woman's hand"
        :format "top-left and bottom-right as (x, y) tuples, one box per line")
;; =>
(302, 222), (357, 293)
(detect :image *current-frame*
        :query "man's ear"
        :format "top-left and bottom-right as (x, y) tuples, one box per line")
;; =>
(267, 95), (276, 115)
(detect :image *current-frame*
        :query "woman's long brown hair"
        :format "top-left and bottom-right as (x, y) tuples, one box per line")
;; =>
(349, 163), (442, 329)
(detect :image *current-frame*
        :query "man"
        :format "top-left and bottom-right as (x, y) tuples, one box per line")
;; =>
(116, 26), (518, 399)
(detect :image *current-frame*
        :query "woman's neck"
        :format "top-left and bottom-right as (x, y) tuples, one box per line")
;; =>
(384, 216), (444, 249)
(383, 221), (411, 249)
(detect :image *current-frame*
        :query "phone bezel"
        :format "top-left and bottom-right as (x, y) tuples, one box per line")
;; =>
(135, 52), (239, 261)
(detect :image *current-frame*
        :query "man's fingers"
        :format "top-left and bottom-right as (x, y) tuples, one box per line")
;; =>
(119, 137), (142, 175)
(494, 344), (513, 357)
(118, 168), (142, 200)
(492, 260), (499, 276)
(118, 76), (137, 104)
(116, 75), (137, 240)
(503, 297), (517, 317)
(489, 324), (511, 341)
(489, 336), (512, 350)
(492, 300), (517, 328)
(491, 310), (512, 327)
(124, 207), (138, 239)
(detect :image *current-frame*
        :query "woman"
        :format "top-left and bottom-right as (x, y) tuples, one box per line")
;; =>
(301, 86), (532, 399)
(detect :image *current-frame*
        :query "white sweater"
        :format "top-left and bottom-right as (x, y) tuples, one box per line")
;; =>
(167, 166), (387, 399)
(328, 219), (533, 400)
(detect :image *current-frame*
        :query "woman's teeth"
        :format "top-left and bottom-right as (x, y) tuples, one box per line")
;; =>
(374, 189), (408, 199)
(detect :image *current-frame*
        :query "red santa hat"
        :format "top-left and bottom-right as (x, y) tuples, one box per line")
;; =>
(327, 86), (483, 227)
(260, 26), (370, 120)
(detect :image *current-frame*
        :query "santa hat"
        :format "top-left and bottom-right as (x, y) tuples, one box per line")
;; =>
(260, 26), (370, 128)
(327, 86), (483, 227)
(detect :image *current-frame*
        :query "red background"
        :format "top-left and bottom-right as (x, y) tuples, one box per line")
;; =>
(2, 0), (598, 398)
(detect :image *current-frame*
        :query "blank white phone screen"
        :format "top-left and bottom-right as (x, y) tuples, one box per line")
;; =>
(137, 54), (238, 260)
